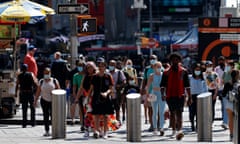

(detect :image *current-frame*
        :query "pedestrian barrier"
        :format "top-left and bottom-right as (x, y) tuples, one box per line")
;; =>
(126, 93), (141, 142)
(52, 89), (66, 139)
(197, 92), (212, 142)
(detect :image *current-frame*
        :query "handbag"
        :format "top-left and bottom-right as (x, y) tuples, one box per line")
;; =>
(147, 94), (157, 102)
(228, 91), (235, 102)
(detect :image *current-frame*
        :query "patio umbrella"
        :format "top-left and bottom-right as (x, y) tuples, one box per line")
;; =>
(0, 0), (55, 72)
(0, 0), (55, 23)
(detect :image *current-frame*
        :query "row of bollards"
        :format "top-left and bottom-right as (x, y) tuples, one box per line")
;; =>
(52, 91), (239, 143)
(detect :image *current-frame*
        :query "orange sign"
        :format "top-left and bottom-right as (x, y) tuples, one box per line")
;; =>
(203, 18), (211, 27)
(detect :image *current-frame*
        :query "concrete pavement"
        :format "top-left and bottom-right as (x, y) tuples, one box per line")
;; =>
(0, 99), (234, 144)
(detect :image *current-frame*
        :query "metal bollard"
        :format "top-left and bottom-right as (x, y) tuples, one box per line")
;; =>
(197, 92), (212, 142)
(233, 91), (240, 144)
(51, 89), (66, 139)
(126, 93), (141, 142)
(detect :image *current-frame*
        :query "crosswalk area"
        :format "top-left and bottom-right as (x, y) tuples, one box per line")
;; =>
(0, 99), (234, 144)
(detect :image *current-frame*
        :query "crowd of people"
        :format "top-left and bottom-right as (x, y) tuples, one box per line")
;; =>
(15, 45), (240, 141)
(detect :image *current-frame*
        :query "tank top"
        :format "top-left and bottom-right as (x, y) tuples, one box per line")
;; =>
(40, 78), (56, 102)
(152, 73), (162, 91)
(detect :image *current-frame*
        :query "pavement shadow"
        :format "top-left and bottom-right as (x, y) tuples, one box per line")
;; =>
(0, 125), (22, 129)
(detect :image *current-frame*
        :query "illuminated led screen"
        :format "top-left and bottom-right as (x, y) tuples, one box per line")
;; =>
(158, 0), (202, 6)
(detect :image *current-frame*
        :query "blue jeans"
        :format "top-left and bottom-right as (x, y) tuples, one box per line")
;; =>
(218, 90), (228, 124)
(222, 97), (228, 124)
(151, 91), (166, 129)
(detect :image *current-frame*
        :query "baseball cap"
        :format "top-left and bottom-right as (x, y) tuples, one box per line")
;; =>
(21, 64), (28, 71)
(205, 60), (213, 66)
(97, 57), (105, 63)
(28, 45), (37, 51)
(218, 56), (225, 60)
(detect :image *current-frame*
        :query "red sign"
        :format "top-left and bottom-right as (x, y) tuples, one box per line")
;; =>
(148, 38), (156, 48)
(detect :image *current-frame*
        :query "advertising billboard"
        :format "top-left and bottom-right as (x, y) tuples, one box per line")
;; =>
(198, 17), (240, 64)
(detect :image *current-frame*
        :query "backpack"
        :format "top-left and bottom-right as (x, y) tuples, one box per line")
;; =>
(39, 78), (58, 89)
(18, 72), (35, 91)
(116, 70), (125, 95)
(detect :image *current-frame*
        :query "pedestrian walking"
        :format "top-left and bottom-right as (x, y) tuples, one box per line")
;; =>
(222, 60), (236, 141)
(34, 67), (60, 137)
(203, 60), (219, 122)
(214, 56), (228, 129)
(160, 52), (192, 140)
(66, 59), (79, 124)
(108, 59), (126, 123)
(145, 61), (166, 136)
(76, 61), (97, 138)
(141, 54), (157, 131)
(189, 62), (208, 131)
(24, 45), (38, 77)
(72, 61), (86, 131)
(122, 59), (138, 122)
(15, 64), (38, 128)
(87, 58), (114, 139)
(50, 51), (70, 89)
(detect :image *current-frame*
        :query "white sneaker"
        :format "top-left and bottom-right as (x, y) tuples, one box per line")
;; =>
(84, 131), (89, 138)
(99, 131), (104, 137)
(153, 129), (158, 135)
(103, 133), (108, 139)
(171, 130), (176, 137)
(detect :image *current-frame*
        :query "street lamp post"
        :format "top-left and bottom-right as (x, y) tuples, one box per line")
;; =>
(149, 0), (153, 55)
(131, 0), (147, 55)
(69, 0), (78, 68)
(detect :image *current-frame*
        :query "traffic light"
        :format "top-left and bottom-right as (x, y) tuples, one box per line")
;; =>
(77, 17), (97, 35)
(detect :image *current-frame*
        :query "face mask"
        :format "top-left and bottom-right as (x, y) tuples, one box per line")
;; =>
(150, 59), (156, 65)
(129, 80), (135, 85)
(109, 66), (115, 71)
(206, 67), (212, 72)
(44, 74), (51, 79)
(194, 70), (201, 76)
(126, 64), (132, 69)
(156, 68), (162, 73)
(225, 66), (231, 72)
(78, 66), (83, 72)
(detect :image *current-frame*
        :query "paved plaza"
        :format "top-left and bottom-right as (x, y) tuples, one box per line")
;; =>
(0, 99), (234, 144)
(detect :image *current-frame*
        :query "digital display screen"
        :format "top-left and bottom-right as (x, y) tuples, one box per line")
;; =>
(147, 0), (203, 14)
(158, 0), (202, 6)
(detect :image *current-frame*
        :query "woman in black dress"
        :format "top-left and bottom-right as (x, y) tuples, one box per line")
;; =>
(88, 58), (114, 139)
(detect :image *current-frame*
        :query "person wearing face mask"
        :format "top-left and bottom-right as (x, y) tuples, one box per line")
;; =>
(123, 59), (138, 86)
(203, 61), (219, 123)
(122, 59), (139, 122)
(222, 60), (235, 140)
(72, 61), (86, 131)
(34, 67), (60, 137)
(65, 59), (80, 124)
(108, 59), (126, 123)
(189, 63), (208, 131)
(141, 54), (157, 131)
(145, 61), (166, 136)
(214, 56), (228, 130)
